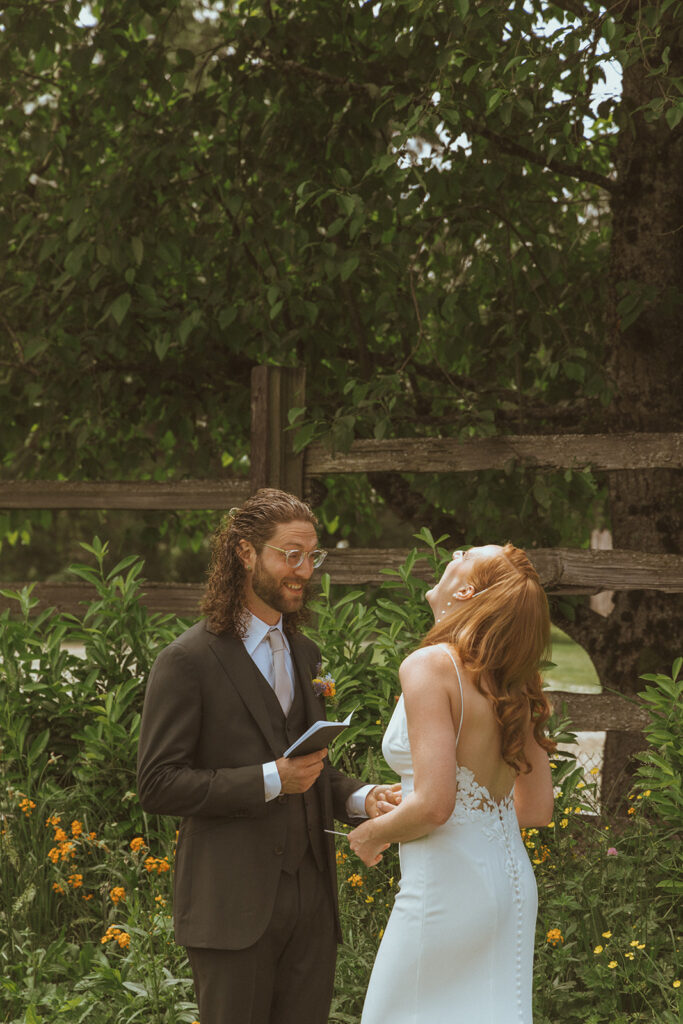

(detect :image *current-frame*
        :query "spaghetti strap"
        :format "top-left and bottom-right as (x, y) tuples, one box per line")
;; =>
(439, 643), (465, 747)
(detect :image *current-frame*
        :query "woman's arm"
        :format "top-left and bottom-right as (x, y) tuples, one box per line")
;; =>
(513, 725), (554, 828)
(348, 647), (459, 865)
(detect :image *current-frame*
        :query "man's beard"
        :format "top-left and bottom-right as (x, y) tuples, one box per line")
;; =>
(251, 559), (311, 616)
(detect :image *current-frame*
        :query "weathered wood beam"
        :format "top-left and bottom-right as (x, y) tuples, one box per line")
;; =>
(250, 365), (306, 495)
(548, 691), (649, 732)
(0, 479), (251, 510)
(305, 432), (683, 474)
(1, 546), (681, 626)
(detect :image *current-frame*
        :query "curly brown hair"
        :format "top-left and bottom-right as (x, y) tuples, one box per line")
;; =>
(200, 488), (319, 637)
(422, 543), (556, 774)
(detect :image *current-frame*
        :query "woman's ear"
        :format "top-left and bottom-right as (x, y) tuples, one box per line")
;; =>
(453, 583), (475, 601)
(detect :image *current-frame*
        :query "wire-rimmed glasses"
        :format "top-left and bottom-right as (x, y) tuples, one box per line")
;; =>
(263, 544), (328, 569)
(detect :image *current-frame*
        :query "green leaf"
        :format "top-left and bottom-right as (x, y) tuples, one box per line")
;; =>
(665, 104), (683, 130)
(109, 293), (132, 325)
(340, 256), (359, 281)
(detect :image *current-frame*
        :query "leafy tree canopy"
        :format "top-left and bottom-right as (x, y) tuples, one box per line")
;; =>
(1, 0), (680, 568)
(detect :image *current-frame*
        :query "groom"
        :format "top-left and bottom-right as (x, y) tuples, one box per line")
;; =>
(137, 488), (398, 1024)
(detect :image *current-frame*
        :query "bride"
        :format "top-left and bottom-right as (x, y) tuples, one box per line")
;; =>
(349, 543), (556, 1024)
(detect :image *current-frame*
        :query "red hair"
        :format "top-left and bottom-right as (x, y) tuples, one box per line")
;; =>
(422, 543), (556, 773)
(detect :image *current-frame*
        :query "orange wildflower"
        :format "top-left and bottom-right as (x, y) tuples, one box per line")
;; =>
(109, 886), (126, 904)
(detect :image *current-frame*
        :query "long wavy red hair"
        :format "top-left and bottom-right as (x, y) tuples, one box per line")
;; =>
(422, 543), (556, 773)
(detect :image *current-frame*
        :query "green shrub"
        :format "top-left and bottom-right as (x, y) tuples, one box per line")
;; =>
(1, 539), (680, 1023)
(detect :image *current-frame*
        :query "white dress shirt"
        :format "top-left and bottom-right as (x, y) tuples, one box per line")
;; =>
(242, 612), (372, 816)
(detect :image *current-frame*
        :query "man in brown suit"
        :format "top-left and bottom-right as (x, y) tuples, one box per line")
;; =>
(137, 489), (399, 1024)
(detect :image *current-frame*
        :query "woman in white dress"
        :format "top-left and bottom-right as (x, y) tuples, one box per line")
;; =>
(349, 543), (556, 1024)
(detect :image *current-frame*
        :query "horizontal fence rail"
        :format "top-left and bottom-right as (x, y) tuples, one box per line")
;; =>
(305, 432), (683, 474)
(0, 479), (251, 510)
(2, 547), (681, 624)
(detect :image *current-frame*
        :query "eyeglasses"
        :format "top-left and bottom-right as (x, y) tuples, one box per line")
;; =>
(263, 544), (328, 569)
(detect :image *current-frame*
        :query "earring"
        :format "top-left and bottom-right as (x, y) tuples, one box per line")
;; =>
(446, 601), (452, 607)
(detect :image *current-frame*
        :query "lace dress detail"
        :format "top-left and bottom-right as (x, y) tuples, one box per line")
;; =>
(362, 648), (537, 1024)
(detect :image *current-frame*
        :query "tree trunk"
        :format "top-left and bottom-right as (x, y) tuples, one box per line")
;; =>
(574, 4), (683, 809)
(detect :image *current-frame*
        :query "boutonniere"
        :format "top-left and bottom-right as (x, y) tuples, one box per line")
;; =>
(312, 662), (336, 698)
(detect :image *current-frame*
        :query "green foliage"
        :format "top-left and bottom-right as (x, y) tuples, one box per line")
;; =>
(0, 540), (186, 825)
(632, 660), (682, 831)
(307, 528), (446, 781)
(5, 0), (679, 568)
(1, 543), (680, 1021)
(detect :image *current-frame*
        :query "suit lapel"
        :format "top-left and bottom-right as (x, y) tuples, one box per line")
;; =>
(206, 630), (280, 755)
(290, 634), (325, 728)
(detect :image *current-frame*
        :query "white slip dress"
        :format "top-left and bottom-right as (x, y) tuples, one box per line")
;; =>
(361, 645), (537, 1024)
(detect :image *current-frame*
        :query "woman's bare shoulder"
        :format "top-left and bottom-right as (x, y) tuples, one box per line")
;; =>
(399, 644), (456, 686)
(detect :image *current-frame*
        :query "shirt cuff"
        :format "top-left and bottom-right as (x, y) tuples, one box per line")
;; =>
(263, 761), (282, 802)
(346, 784), (375, 819)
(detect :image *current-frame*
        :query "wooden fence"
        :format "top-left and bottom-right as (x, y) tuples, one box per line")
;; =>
(1, 366), (681, 745)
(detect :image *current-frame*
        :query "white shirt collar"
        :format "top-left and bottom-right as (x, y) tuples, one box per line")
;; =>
(242, 611), (289, 656)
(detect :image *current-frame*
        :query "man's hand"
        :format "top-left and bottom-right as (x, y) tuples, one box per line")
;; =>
(365, 782), (402, 819)
(276, 748), (328, 794)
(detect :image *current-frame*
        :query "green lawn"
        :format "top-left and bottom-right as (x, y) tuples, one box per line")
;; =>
(544, 626), (601, 693)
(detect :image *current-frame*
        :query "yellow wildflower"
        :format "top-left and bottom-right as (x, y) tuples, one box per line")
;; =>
(602, 931), (612, 938)
(590, 767), (599, 775)
(594, 945), (603, 954)
(629, 940), (640, 947)
(560, 818), (569, 828)
(365, 895), (374, 903)
(608, 961), (617, 969)
(624, 952), (635, 960)
(643, 790), (651, 797)
(576, 781), (585, 789)
(673, 980), (680, 988)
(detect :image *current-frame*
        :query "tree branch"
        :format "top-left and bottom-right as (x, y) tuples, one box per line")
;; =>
(464, 119), (616, 194)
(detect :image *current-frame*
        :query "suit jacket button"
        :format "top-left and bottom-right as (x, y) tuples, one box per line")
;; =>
(274, 844), (284, 856)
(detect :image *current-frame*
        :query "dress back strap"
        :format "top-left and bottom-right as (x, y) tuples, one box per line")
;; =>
(439, 643), (465, 747)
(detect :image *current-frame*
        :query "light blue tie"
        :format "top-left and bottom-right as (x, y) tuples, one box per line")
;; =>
(267, 629), (292, 715)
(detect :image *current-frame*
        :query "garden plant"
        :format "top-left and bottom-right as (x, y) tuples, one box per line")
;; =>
(0, 537), (680, 1023)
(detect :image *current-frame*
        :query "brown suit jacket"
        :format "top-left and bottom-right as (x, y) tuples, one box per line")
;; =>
(137, 619), (363, 949)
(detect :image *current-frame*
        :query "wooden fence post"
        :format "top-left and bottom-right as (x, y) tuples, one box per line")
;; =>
(250, 366), (306, 496)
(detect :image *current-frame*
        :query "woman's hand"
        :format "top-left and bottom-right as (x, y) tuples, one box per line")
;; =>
(348, 819), (391, 867)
